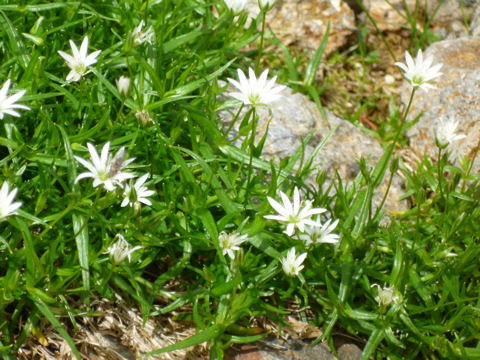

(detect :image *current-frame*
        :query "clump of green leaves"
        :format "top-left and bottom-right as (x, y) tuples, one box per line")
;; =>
(0, 1), (479, 360)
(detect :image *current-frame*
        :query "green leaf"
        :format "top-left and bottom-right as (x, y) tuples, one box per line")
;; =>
(140, 325), (222, 358)
(304, 22), (330, 87)
(31, 296), (82, 360)
(360, 328), (384, 360)
(72, 214), (90, 294)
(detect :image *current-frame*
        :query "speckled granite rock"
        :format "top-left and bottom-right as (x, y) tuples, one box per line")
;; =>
(472, 5), (480, 37)
(400, 37), (480, 170)
(426, 0), (479, 38)
(218, 85), (407, 213)
(246, 0), (356, 57)
(362, 0), (479, 38)
(362, 0), (417, 31)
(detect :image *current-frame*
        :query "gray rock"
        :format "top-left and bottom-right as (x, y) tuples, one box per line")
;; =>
(426, 0), (479, 38)
(218, 86), (407, 213)
(246, 0), (357, 57)
(225, 338), (337, 360)
(472, 5), (480, 37)
(362, 0), (418, 31)
(401, 37), (480, 171)
(361, 0), (478, 38)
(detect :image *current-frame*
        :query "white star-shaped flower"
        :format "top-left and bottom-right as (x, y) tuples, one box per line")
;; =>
(224, 0), (248, 14)
(299, 217), (340, 246)
(218, 231), (248, 259)
(435, 116), (466, 149)
(131, 20), (154, 46)
(0, 79), (30, 119)
(105, 234), (142, 265)
(121, 173), (155, 208)
(372, 283), (399, 307)
(227, 67), (286, 107)
(58, 36), (101, 82)
(394, 49), (442, 93)
(281, 247), (307, 277)
(264, 187), (326, 236)
(74, 142), (135, 191)
(0, 181), (21, 220)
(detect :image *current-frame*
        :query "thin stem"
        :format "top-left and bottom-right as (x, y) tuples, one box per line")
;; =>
(100, 263), (117, 293)
(395, 88), (416, 143)
(224, 103), (244, 138)
(255, 11), (267, 72)
(437, 147), (445, 211)
(355, 0), (396, 62)
(245, 107), (258, 205)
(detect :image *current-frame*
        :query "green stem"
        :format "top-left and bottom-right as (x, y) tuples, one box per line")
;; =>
(101, 263), (117, 293)
(255, 11), (267, 72)
(354, 0), (396, 62)
(245, 107), (258, 205)
(224, 103), (244, 139)
(436, 147), (445, 212)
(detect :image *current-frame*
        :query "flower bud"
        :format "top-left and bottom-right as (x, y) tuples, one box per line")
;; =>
(258, 0), (277, 12)
(116, 76), (131, 98)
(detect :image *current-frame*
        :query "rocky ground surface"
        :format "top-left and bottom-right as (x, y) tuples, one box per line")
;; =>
(22, 0), (480, 359)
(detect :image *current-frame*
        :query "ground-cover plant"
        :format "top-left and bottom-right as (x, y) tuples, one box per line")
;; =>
(1, 1), (480, 360)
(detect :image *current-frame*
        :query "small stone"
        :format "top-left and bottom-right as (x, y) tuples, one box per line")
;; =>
(337, 343), (363, 360)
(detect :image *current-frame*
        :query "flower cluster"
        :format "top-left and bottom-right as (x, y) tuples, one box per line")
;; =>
(264, 187), (340, 277)
(74, 142), (154, 208)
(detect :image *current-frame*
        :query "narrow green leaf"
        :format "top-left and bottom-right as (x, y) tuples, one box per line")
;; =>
(140, 325), (222, 358)
(72, 214), (90, 293)
(31, 296), (82, 360)
(360, 328), (384, 360)
(163, 27), (204, 53)
(304, 22), (330, 87)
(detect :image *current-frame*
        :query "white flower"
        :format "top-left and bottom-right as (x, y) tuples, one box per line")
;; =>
(74, 142), (135, 191)
(435, 116), (466, 148)
(58, 36), (101, 82)
(121, 173), (155, 208)
(281, 247), (307, 277)
(131, 20), (154, 46)
(0, 182), (21, 220)
(394, 49), (442, 93)
(258, 0), (277, 11)
(227, 67), (286, 107)
(218, 231), (248, 259)
(299, 217), (340, 246)
(372, 283), (399, 307)
(116, 76), (131, 98)
(0, 79), (30, 119)
(264, 187), (326, 236)
(224, 0), (248, 14)
(329, 0), (341, 12)
(135, 109), (154, 125)
(105, 234), (142, 265)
